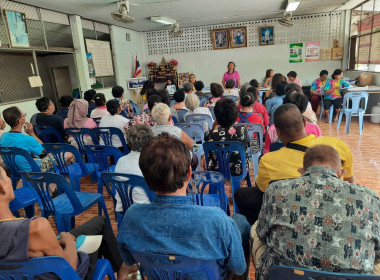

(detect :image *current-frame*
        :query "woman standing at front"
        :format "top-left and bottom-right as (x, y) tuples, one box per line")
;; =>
(222, 61), (241, 89)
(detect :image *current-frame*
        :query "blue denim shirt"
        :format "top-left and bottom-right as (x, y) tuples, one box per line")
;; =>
(117, 195), (246, 278)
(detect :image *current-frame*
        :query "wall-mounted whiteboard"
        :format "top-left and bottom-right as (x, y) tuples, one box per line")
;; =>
(85, 39), (114, 77)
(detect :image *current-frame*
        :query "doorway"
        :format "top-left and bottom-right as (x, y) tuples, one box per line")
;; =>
(51, 67), (72, 108)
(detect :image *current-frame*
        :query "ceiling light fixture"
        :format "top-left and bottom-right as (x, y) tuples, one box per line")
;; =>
(286, 0), (301, 12)
(150, 16), (176, 25)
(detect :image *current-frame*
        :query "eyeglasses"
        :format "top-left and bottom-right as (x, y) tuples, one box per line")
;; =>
(21, 113), (26, 118)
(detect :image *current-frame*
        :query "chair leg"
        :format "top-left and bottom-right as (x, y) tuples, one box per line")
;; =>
(230, 177), (241, 214)
(328, 106), (334, 123)
(92, 259), (116, 280)
(346, 112), (352, 134)
(252, 153), (260, 181)
(319, 103), (324, 120)
(99, 198), (112, 229)
(337, 111), (343, 130)
(359, 112), (364, 135)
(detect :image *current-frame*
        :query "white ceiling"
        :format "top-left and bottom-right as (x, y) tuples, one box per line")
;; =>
(17, 0), (357, 32)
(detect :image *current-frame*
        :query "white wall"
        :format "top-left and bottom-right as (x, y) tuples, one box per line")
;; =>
(0, 100), (39, 131)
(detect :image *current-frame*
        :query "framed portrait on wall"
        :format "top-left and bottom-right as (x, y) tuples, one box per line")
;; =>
(178, 72), (190, 87)
(4, 10), (30, 48)
(259, 26), (274, 46)
(212, 28), (229, 50)
(230, 27), (247, 48)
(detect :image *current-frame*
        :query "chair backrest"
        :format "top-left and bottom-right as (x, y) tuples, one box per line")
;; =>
(203, 141), (248, 179)
(199, 97), (207, 107)
(65, 128), (99, 155)
(188, 171), (227, 213)
(268, 265), (380, 280)
(0, 256), (82, 280)
(224, 95), (237, 101)
(20, 172), (84, 217)
(176, 109), (188, 123)
(185, 114), (213, 130)
(174, 123), (204, 143)
(132, 251), (221, 280)
(208, 106), (216, 120)
(342, 91), (369, 113)
(130, 101), (141, 115)
(94, 127), (130, 154)
(234, 123), (264, 153)
(101, 172), (155, 214)
(43, 143), (89, 176)
(270, 104), (281, 125)
(85, 145), (123, 172)
(92, 117), (101, 126)
(34, 125), (65, 143)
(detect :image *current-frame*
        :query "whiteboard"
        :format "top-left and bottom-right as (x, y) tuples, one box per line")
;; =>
(85, 39), (114, 77)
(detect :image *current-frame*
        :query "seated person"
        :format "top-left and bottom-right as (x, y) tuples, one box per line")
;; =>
(204, 98), (250, 176)
(56, 95), (74, 119)
(164, 77), (179, 92)
(114, 124), (153, 212)
(127, 95), (161, 128)
(252, 145), (380, 280)
(112, 86), (134, 118)
(261, 69), (273, 88)
(171, 89), (187, 109)
(203, 83), (224, 107)
(183, 93), (214, 132)
(183, 81), (193, 95)
(0, 166), (136, 280)
(117, 134), (251, 279)
(287, 70), (302, 87)
(223, 79), (239, 98)
(99, 99), (129, 150)
(249, 79), (261, 89)
(266, 81), (286, 119)
(0, 107), (53, 172)
(84, 89), (96, 116)
(264, 91), (321, 154)
(310, 70), (329, 113)
(156, 89), (179, 122)
(194, 80), (209, 98)
(142, 88), (158, 111)
(246, 87), (268, 126)
(90, 93), (109, 118)
(35, 97), (65, 140)
(285, 83), (317, 124)
(263, 73), (285, 100)
(234, 104), (353, 225)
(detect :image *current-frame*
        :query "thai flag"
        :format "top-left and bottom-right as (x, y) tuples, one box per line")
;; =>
(134, 56), (141, 78)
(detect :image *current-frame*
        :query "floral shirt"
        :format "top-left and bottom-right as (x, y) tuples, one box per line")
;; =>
(171, 102), (186, 109)
(203, 96), (224, 108)
(256, 166), (380, 280)
(116, 98), (134, 118)
(324, 79), (351, 100)
(127, 113), (155, 128)
(204, 126), (250, 176)
(310, 78), (329, 94)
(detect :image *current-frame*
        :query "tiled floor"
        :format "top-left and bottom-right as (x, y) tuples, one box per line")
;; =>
(41, 116), (380, 279)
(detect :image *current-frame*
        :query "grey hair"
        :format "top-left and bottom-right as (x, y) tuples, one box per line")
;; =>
(152, 102), (171, 125)
(184, 93), (200, 111)
(127, 124), (154, 152)
(240, 83), (251, 94)
(183, 82), (193, 93)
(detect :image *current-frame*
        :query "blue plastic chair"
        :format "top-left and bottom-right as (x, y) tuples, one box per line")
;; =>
(176, 108), (188, 123)
(224, 95), (238, 101)
(188, 171), (228, 214)
(235, 123), (264, 180)
(269, 104), (282, 125)
(92, 117), (101, 126)
(132, 251), (221, 280)
(101, 172), (155, 229)
(130, 101), (141, 115)
(208, 106), (216, 120)
(20, 171), (111, 232)
(170, 99), (176, 107)
(337, 91), (369, 134)
(185, 113), (213, 131)
(268, 265), (380, 280)
(43, 143), (97, 192)
(94, 127), (130, 155)
(65, 128), (99, 156)
(199, 97), (207, 107)
(0, 256), (116, 280)
(172, 115), (178, 123)
(34, 125), (65, 143)
(203, 141), (252, 213)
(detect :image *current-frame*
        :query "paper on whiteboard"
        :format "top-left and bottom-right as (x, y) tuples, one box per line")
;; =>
(85, 39), (114, 77)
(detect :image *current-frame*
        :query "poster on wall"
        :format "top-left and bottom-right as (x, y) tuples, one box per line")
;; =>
(306, 41), (320, 62)
(370, 32), (380, 63)
(86, 53), (96, 85)
(85, 39), (114, 77)
(289, 43), (303, 63)
(4, 10), (30, 48)
(357, 35), (370, 64)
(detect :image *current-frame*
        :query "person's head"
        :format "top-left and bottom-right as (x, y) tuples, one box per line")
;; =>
(173, 89), (185, 103)
(184, 93), (200, 111)
(225, 79), (235, 89)
(84, 89), (96, 102)
(36, 97), (55, 113)
(183, 82), (193, 93)
(66, 99), (89, 128)
(139, 133), (191, 194)
(112, 86), (124, 98)
(59, 95), (74, 108)
(189, 74), (196, 84)
(283, 91), (308, 113)
(166, 77), (174, 85)
(148, 95), (162, 112)
(94, 93), (106, 107)
(210, 83), (224, 98)
(266, 69), (274, 78)
(240, 92), (255, 108)
(106, 99), (120, 116)
(276, 81), (288, 96)
(214, 98), (238, 127)
(271, 73), (286, 91)
(287, 71), (297, 82)
(332, 69), (343, 80)
(146, 88), (158, 100)
(300, 145), (345, 177)
(249, 79), (259, 88)
(157, 89), (170, 106)
(285, 83), (303, 95)
(127, 124), (154, 152)
(274, 104), (306, 144)
(3, 106), (26, 128)
(240, 83), (251, 95)
(0, 167), (15, 204)
(141, 80), (155, 96)
(152, 102), (171, 125)
(319, 70), (329, 82)
(194, 80), (204, 92)
(227, 61), (236, 72)
(246, 86), (259, 102)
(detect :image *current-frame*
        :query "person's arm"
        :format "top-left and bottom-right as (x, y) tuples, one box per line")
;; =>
(181, 131), (193, 149)
(256, 190), (272, 242)
(24, 122), (43, 144)
(263, 78), (271, 88)
(310, 81), (319, 96)
(237, 79), (241, 89)
(255, 155), (271, 192)
(236, 72), (241, 89)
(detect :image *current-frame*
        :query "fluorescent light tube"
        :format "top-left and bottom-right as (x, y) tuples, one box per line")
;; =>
(286, 0), (300, 12)
(151, 17), (176, 25)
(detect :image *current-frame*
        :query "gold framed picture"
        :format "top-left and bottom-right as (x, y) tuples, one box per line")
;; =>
(259, 26), (274, 46)
(212, 28), (229, 50)
(178, 72), (190, 87)
(230, 27), (247, 48)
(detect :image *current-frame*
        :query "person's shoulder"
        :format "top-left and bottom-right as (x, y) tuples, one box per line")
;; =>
(29, 217), (51, 235)
(314, 136), (348, 147)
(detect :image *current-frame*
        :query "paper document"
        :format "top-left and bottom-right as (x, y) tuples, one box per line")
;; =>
(28, 76), (43, 87)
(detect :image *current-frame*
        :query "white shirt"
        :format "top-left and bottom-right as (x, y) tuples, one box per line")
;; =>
(223, 88), (239, 97)
(114, 151), (150, 212)
(90, 107), (110, 118)
(99, 114), (129, 148)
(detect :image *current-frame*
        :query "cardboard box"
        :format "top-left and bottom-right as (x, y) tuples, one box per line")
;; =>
(320, 48), (332, 60)
(332, 47), (344, 60)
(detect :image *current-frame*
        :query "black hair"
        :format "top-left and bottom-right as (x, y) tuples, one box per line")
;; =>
(249, 79), (259, 88)
(283, 91), (308, 113)
(276, 81), (288, 96)
(246, 87), (258, 102)
(266, 69), (273, 78)
(59, 95), (74, 108)
(112, 86), (124, 98)
(106, 99), (120, 116)
(287, 71), (297, 78)
(227, 61), (236, 70)
(3, 106), (21, 128)
(141, 80), (155, 96)
(194, 81), (204, 91)
(148, 95), (162, 111)
(36, 97), (51, 112)
(146, 88), (158, 100)
(210, 83), (224, 98)
(319, 70), (328, 77)
(165, 77), (179, 90)
(214, 98), (238, 127)
(157, 89), (170, 106)
(94, 93), (106, 107)
(332, 69), (343, 79)
(225, 79), (235, 89)
(173, 89), (185, 103)
(84, 89), (96, 102)
(240, 92), (255, 107)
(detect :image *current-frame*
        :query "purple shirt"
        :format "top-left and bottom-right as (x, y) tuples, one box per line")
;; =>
(222, 71), (241, 87)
